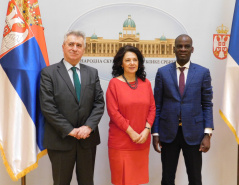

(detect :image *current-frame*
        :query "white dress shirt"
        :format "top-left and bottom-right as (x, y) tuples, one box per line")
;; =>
(63, 60), (81, 86)
(176, 60), (190, 86)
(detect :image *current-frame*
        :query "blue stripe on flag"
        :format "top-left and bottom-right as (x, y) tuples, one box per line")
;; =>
(229, 0), (239, 65)
(0, 37), (47, 150)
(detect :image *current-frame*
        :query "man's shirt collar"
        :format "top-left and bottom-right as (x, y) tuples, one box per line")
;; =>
(63, 59), (80, 71)
(176, 61), (190, 69)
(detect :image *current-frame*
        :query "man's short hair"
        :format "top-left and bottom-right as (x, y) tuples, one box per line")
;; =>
(175, 34), (193, 45)
(63, 30), (86, 48)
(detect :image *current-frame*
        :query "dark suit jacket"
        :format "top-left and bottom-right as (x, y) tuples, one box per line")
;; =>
(151, 62), (213, 145)
(40, 59), (105, 150)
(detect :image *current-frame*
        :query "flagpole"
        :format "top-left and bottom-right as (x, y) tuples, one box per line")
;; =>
(238, 145), (239, 185)
(21, 176), (26, 185)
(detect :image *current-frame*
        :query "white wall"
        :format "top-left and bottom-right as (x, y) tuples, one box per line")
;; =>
(0, 0), (237, 184)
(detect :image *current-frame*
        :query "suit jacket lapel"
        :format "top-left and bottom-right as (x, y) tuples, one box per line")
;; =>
(79, 64), (87, 105)
(183, 62), (196, 97)
(169, 62), (180, 95)
(57, 60), (78, 102)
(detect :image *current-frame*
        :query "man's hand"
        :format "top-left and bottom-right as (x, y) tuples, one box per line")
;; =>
(68, 128), (78, 137)
(152, 136), (162, 153)
(199, 134), (211, 153)
(76, 126), (92, 139)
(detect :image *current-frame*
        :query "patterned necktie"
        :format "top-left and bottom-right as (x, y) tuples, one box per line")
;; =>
(179, 67), (186, 97)
(71, 67), (81, 101)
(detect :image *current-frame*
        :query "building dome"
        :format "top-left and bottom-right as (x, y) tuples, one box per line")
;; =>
(160, 35), (166, 41)
(123, 15), (136, 28)
(91, 33), (98, 39)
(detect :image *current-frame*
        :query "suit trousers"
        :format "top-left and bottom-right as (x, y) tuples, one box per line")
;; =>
(48, 139), (96, 185)
(161, 126), (202, 185)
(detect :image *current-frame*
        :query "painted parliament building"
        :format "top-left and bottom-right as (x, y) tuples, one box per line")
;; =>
(85, 15), (175, 58)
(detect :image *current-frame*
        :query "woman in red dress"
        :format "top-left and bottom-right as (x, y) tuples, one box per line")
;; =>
(106, 45), (156, 185)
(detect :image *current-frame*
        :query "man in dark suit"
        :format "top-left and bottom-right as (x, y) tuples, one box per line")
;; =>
(40, 30), (105, 185)
(152, 34), (213, 185)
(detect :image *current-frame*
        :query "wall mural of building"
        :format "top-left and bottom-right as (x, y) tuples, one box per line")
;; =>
(85, 15), (175, 58)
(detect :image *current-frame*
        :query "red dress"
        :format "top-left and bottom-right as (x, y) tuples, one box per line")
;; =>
(106, 77), (156, 185)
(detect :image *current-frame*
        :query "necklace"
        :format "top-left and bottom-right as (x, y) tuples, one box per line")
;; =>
(122, 74), (138, 89)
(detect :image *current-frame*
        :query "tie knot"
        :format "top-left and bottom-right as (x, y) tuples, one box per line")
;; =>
(71, 67), (77, 72)
(179, 67), (186, 72)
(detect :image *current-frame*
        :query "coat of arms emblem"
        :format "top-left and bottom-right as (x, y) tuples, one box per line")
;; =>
(0, 0), (41, 57)
(213, 24), (230, 60)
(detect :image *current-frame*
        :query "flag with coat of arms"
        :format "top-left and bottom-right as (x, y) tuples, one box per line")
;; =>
(220, 0), (239, 144)
(0, 0), (49, 181)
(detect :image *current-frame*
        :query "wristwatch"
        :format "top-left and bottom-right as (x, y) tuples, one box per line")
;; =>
(204, 133), (212, 138)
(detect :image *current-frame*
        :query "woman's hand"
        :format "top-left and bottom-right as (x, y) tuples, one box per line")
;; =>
(126, 126), (141, 143)
(137, 128), (150, 144)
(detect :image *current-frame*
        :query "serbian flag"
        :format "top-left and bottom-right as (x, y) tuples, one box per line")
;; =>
(0, 0), (49, 181)
(220, 0), (239, 144)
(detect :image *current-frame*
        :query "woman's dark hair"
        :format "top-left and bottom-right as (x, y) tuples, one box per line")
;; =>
(112, 45), (146, 81)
